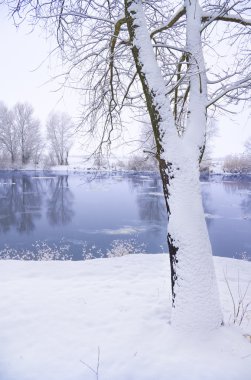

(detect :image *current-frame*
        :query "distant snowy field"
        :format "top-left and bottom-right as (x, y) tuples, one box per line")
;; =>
(0, 254), (250, 380)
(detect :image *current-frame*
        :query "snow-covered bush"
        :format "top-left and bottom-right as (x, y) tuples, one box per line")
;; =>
(33, 241), (72, 260)
(234, 251), (251, 262)
(224, 272), (251, 327)
(106, 239), (145, 258)
(82, 239), (146, 260)
(0, 239), (146, 261)
(82, 243), (103, 260)
(127, 155), (157, 172)
(0, 241), (72, 260)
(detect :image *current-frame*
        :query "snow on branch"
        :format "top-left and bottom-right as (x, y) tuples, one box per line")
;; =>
(207, 70), (244, 85)
(207, 77), (251, 108)
(202, 12), (251, 28)
(152, 44), (187, 53)
(150, 6), (185, 38)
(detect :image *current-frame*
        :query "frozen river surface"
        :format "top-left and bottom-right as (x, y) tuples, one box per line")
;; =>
(0, 171), (250, 260)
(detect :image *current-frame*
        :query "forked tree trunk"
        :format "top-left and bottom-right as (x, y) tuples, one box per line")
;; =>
(125, 0), (223, 330)
(166, 148), (223, 329)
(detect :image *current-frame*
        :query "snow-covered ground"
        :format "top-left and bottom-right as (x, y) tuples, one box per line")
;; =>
(0, 254), (250, 380)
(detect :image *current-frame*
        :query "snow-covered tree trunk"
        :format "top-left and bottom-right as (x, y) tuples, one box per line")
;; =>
(125, 0), (223, 330)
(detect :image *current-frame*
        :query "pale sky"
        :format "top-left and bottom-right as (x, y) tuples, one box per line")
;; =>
(0, 7), (80, 124)
(0, 6), (250, 158)
(212, 110), (250, 157)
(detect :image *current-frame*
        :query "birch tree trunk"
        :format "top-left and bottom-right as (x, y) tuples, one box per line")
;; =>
(125, 0), (223, 331)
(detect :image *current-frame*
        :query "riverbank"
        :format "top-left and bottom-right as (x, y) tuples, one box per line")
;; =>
(1, 163), (251, 179)
(0, 254), (250, 380)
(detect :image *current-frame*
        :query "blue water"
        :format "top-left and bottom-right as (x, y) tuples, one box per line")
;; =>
(0, 171), (250, 260)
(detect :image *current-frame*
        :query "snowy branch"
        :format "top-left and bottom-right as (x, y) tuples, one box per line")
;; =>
(152, 44), (187, 53)
(207, 77), (251, 108)
(202, 12), (251, 28)
(150, 6), (185, 39)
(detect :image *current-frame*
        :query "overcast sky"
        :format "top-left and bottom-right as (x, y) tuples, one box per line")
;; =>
(0, 7), (80, 123)
(0, 6), (250, 158)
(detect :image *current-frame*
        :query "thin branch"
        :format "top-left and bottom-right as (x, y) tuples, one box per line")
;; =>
(202, 12), (251, 30)
(150, 7), (185, 39)
(207, 77), (251, 108)
(152, 44), (187, 53)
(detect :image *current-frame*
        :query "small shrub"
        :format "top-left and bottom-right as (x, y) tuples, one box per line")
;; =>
(106, 239), (146, 258)
(0, 241), (72, 260)
(224, 269), (251, 327)
(127, 154), (157, 171)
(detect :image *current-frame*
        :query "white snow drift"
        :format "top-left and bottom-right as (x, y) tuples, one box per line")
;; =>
(0, 254), (250, 380)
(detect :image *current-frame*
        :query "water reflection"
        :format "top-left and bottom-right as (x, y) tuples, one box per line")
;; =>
(223, 179), (251, 194)
(0, 174), (42, 233)
(127, 174), (166, 227)
(222, 180), (251, 219)
(201, 182), (217, 228)
(0, 173), (74, 234)
(239, 183), (251, 220)
(203, 179), (251, 259)
(138, 185), (166, 226)
(47, 176), (74, 225)
(0, 172), (251, 259)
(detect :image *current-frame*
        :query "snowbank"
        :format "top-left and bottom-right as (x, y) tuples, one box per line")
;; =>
(0, 254), (250, 380)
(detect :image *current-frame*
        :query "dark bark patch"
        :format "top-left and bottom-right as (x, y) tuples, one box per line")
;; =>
(168, 233), (179, 306)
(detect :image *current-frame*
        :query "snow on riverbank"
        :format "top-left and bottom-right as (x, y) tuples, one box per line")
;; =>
(0, 254), (250, 380)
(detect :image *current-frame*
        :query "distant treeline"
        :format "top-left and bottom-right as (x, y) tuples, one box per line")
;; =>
(0, 101), (75, 167)
(223, 154), (251, 174)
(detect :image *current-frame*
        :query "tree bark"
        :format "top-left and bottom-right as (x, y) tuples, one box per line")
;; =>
(125, 0), (223, 330)
(11, 152), (15, 164)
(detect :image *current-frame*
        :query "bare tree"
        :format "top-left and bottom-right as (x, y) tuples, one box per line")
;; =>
(137, 119), (159, 170)
(200, 119), (218, 172)
(13, 102), (42, 165)
(6, 0), (251, 330)
(0, 101), (18, 164)
(47, 111), (74, 166)
(32, 140), (46, 166)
